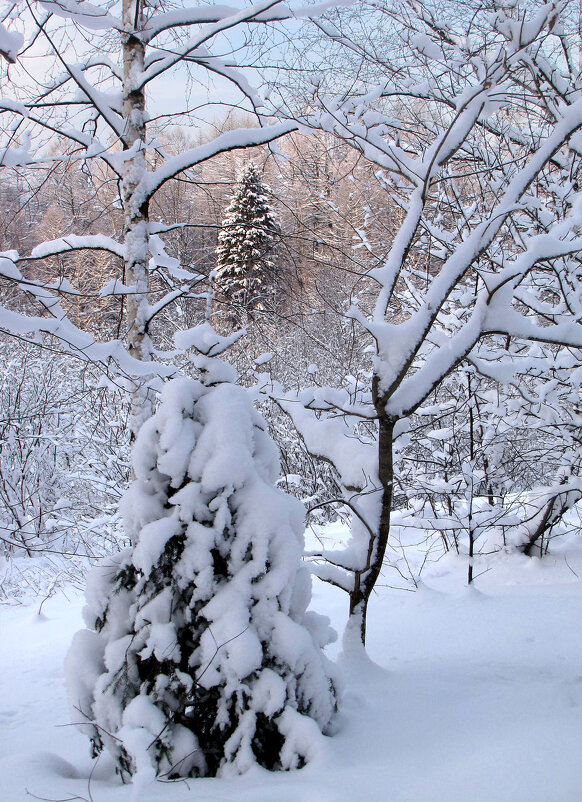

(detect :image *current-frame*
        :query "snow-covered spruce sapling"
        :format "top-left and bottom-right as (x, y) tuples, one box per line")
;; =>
(215, 163), (281, 322)
(66, 324), (338, 781)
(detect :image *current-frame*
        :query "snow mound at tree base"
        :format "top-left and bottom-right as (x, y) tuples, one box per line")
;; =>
(3, 540), (582, 800)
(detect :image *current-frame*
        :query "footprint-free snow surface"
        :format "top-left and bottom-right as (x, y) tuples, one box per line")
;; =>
(1, 534), (582, 802)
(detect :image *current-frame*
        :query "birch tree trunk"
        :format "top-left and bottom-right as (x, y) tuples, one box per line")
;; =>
(121, 0), (154, 438)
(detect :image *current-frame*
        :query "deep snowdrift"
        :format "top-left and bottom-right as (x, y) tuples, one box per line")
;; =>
(1, 531), (582, 802)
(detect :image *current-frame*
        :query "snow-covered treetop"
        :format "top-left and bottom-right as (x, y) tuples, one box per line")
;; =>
(215, 162), (281, 318)
(273, 0), (582, 416)
(0, 22), (23, 63)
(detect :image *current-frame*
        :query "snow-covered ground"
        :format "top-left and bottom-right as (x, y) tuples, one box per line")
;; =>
(2, 529), (582, 802)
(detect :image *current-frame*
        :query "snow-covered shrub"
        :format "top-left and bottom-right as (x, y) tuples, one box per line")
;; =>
(66, 326), (338, 781)
(394, 364), (582, 571)
(0, 340), (129, 600)
(0, 345), (67, 559)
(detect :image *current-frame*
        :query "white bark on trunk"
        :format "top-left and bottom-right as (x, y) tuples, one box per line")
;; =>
(122, 0), (154, 439)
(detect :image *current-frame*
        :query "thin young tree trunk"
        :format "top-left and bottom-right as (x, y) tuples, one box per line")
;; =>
(467, 373), (475, 584)
(349, 377), (395, 645)
(121, 0), (154, 439)
(521, 495), (564, 557)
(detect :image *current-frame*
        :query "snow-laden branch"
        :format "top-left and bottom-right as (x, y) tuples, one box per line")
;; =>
(39, 0), (120, 31)
(269, 387), (377, 492)
(22, 234), (124, 261)
(361, 96), (582, 403)
(0, 304), (174, 380)
(132, 122), (298, 210)
(66, 64), (123, 139)
(0, 251), (174, 378)
(383, 234), (582, 417)
(141, 0), (354, 43)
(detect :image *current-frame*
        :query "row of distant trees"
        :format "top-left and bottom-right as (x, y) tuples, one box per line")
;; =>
(0, 126), (375, 338)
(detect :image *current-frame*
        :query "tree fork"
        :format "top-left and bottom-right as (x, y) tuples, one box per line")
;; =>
(349, 377), (396, 645)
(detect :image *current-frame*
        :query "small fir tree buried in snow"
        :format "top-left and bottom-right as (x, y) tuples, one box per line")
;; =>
(66, 324), (338, 782)
(215, 163), (281, 322)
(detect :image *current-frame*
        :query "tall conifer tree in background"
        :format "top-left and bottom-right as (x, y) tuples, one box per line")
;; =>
(215, 164), (281, 322)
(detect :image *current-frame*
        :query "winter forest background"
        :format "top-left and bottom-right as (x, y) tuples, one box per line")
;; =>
(1, 1), (582, 799)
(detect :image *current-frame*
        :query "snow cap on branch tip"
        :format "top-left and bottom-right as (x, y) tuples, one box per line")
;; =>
(1, 131), (33, 167)
(255, 352), (274, 366)
(0, 24), (23, 64)
(174, 322), (245, 358)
